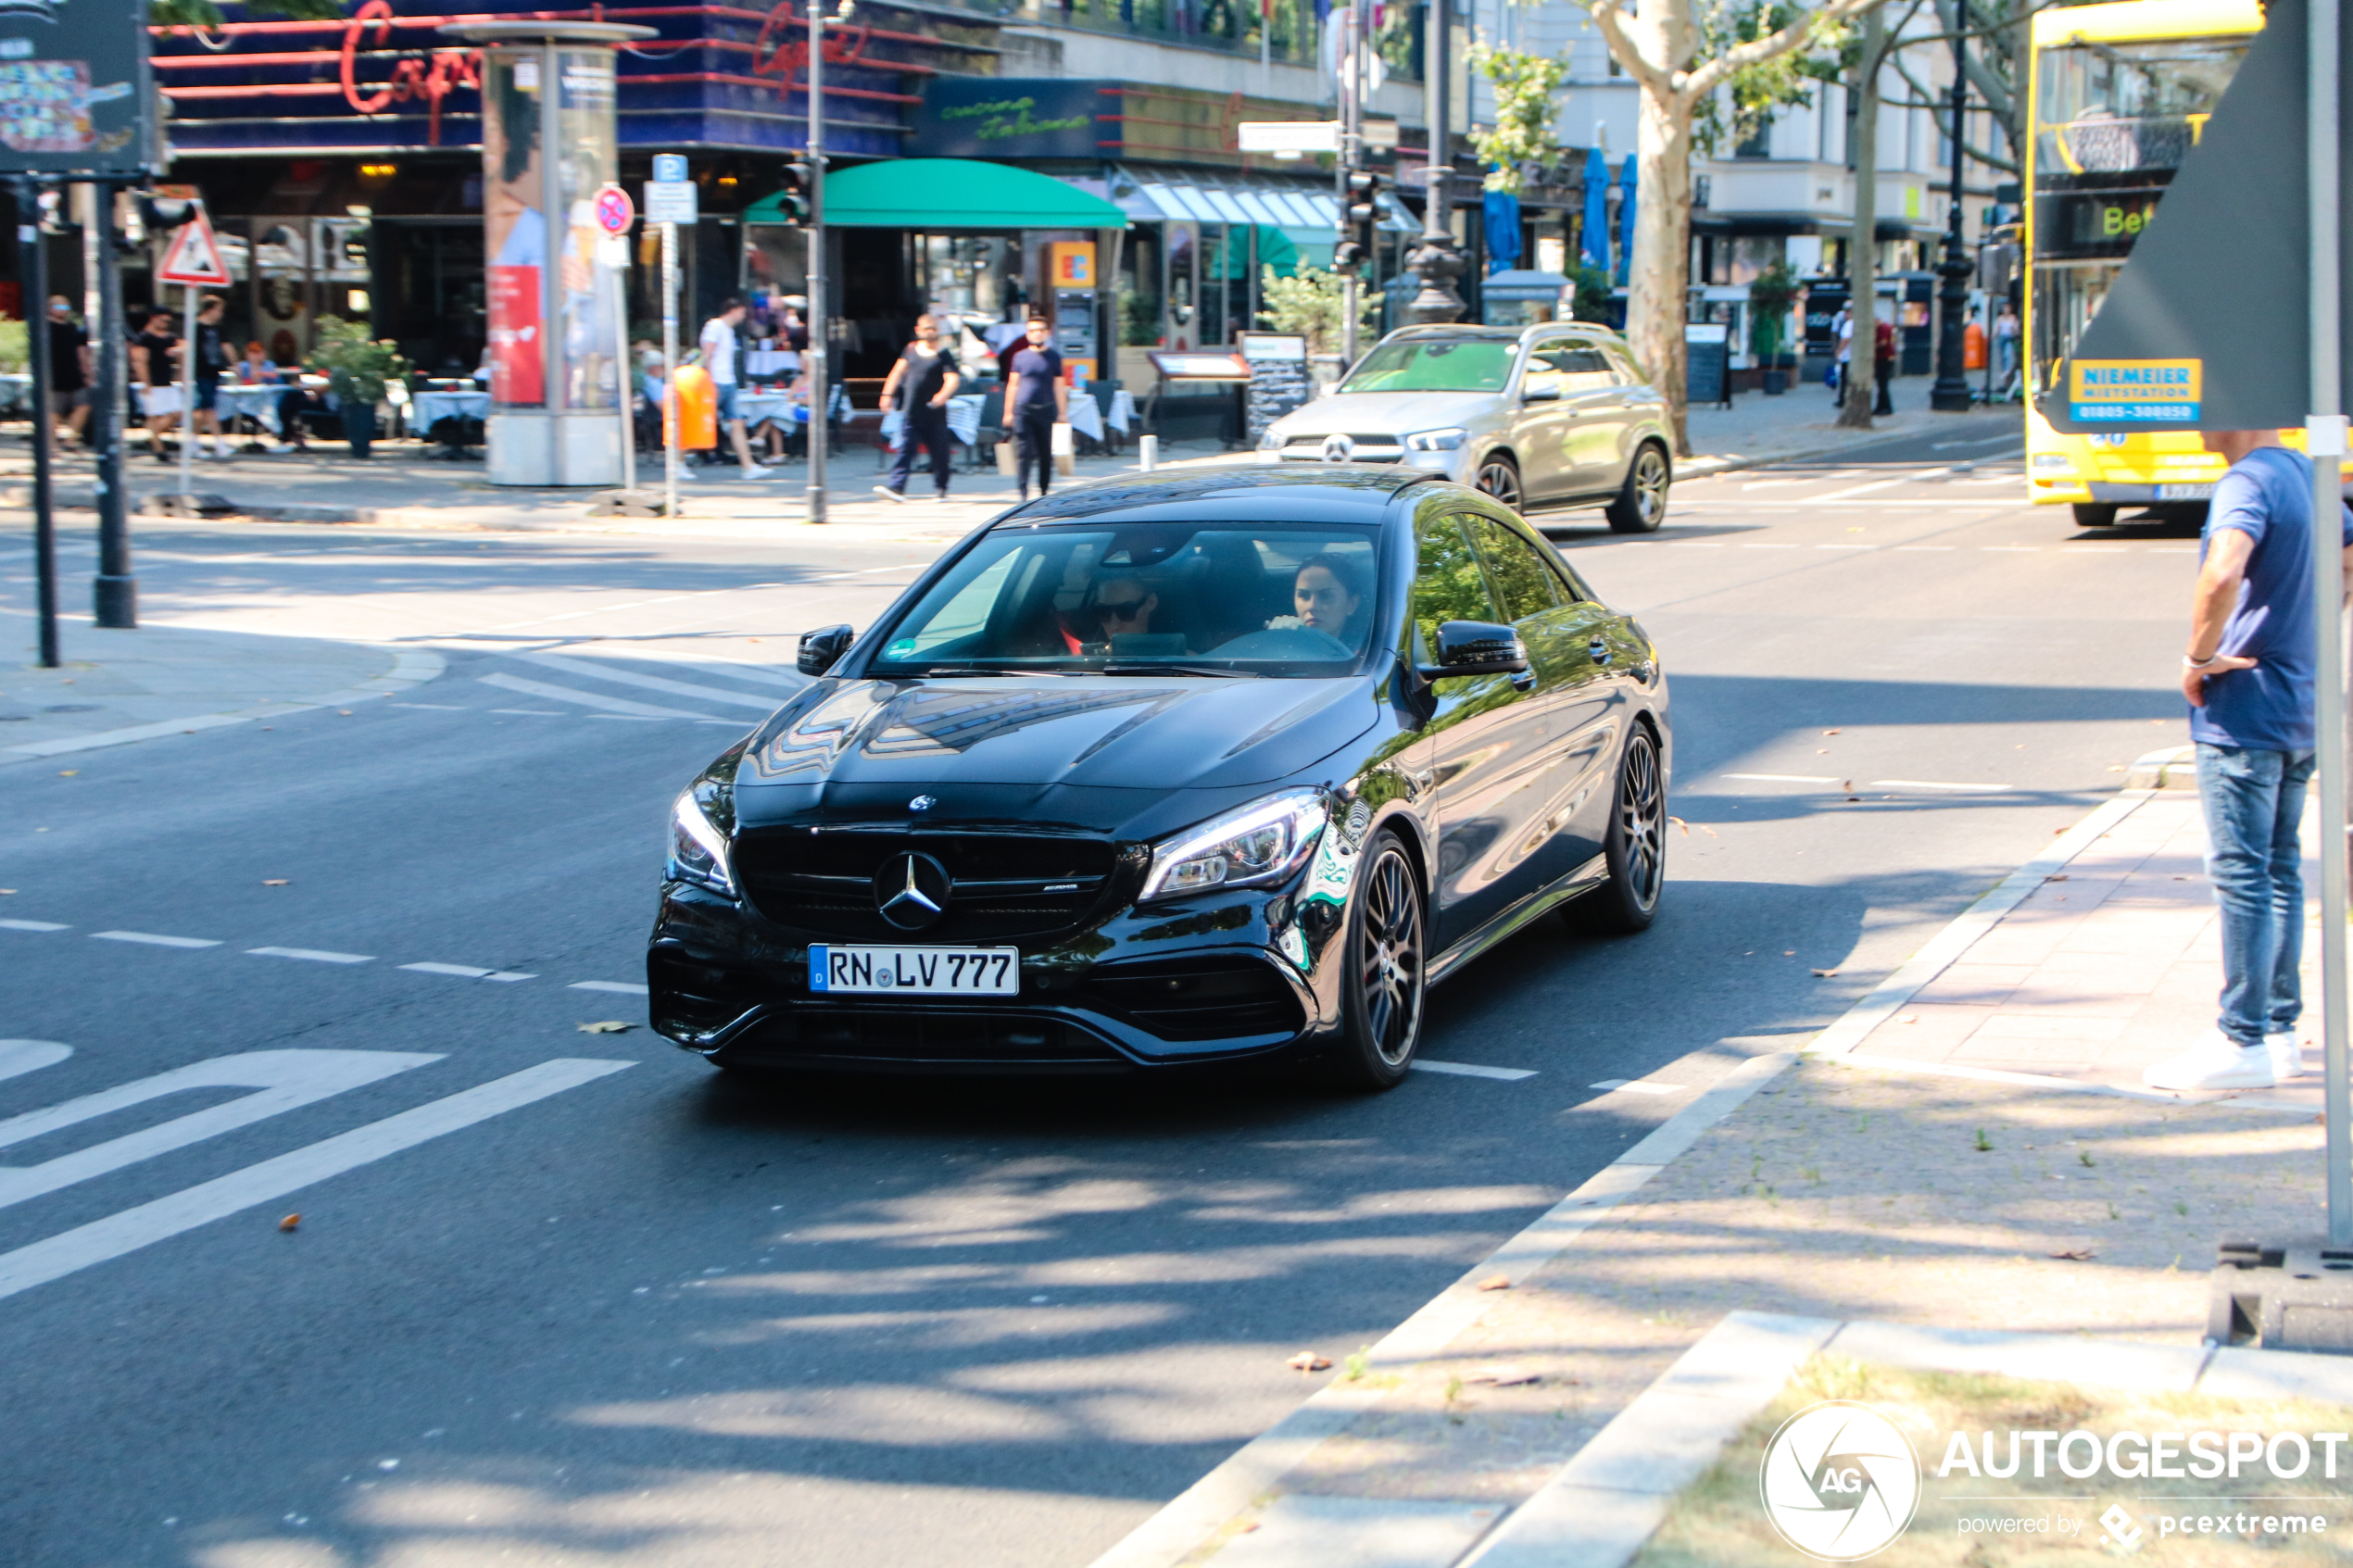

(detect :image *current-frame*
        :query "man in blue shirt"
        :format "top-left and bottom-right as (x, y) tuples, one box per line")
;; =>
(2149, 431), (2353, 1091)
(1006, 315), (1067, 502)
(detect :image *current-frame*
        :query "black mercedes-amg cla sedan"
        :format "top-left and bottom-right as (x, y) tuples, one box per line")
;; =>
(648, 465), (1668, 1087)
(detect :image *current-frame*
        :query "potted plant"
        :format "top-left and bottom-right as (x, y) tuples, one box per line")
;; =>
(311, 316), (409, 458)
(1748, 260), (1802, 395)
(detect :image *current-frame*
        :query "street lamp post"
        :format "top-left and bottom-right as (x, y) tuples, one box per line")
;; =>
(1403, 0), (1465, 324)
(804, 1), (842, 523)
(1930, 0), (1976, 411)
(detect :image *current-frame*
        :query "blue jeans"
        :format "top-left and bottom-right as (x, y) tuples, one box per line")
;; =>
(2196, 743), (2316, 1047)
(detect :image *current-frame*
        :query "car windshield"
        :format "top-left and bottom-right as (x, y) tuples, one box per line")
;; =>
(1340, 337), (1516, 394)
(870, 523), (1384, 677)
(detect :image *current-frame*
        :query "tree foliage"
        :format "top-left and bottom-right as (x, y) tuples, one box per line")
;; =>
(150, 0), (345, 28)
(1467, 45), (1570, 194)
(1256, 264), (1378, 357)
(1693, 1), (1852, 157)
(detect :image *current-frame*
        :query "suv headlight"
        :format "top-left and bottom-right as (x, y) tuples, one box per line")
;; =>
(1403, 428), (1468, 452)
(1140, 790), (1326, 903)
(668, 777), (736, 896)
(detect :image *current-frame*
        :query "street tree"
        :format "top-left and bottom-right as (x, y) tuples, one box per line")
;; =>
(1839, 2), (1901, 429)
(1583, 0), (1897, 452)
(1468, 44), (1572, 194)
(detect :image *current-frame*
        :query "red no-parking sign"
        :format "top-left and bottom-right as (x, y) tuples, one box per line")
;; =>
(594, 183), (635, 237)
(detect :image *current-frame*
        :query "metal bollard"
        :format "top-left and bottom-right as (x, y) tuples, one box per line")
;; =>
(1139, 434), (1158, 471)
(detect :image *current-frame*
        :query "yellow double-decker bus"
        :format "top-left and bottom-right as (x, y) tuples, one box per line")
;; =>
(2025, 0), (2261, 524)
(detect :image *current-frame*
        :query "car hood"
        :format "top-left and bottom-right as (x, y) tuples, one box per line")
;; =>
(736, 674), (1378, 811)
(1273, 390), (1500, 436)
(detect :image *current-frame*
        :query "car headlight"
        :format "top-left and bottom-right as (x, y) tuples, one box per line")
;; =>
(1258, 427), (1288, 452)
(1139, 790), (1327, 903)
(1403, 428), (1468, 452)
(668, 778), (736, 896)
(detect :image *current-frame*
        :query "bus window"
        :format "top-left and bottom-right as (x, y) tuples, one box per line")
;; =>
(2030, 35), (2248, 395)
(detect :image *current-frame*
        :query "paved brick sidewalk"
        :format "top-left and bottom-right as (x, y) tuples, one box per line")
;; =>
(1096, 781), (2335, 1568)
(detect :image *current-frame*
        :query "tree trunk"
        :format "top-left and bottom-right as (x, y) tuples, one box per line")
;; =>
(1840, 6), (1885, 431)
(1623, 0), (1700, 455)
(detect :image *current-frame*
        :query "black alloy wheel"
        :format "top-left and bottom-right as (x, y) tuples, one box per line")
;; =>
(1605, 443), (1670, 533)
(1476, 455), (1524, 511)
(1569, 725), (1666, 934)
(1328, 832), (1426, 1088)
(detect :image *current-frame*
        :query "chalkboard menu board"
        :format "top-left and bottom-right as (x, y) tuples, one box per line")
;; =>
(1685, 323), (1730, 408)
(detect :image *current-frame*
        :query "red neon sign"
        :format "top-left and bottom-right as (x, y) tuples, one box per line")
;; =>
(750, 0), (875, 84)
(341, 0), (482, 145)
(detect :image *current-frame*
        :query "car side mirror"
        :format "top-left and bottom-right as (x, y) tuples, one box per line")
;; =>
(798, 623), (855, 677)
(1522, 384), (1561, 403)
(1417, 620), (1529, 681)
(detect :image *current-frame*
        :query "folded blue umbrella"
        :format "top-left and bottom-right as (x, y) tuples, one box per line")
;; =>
(1484, 185), (1522, 274)
(1616, 153), (1638, 286)
(1580, 146), (1611, 276)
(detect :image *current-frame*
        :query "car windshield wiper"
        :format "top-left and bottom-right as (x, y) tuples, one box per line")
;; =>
(1098, 663), (1260, 678)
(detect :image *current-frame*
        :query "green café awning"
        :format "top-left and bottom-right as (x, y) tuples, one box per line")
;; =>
(745, 159), (1128, 230)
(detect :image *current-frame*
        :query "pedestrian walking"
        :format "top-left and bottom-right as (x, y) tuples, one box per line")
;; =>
(873, 313), (961, 503)
(130, 308), (182, 462)
(697, 296), (774, 481)
(2146, 430), (2353, 1091)
(190, 295), (231, 459)
(1872, 312), (1896, 416)
(44, 295), (89, 452)
(1828, 302), (1851, 397)
(1994, 301), (2021, 397)
(1006, 314), (1067, 502)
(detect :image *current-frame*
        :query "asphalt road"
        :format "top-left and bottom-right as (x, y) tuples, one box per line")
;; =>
(0, 411), (2209, 1566)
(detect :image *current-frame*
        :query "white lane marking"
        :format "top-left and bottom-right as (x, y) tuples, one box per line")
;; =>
(512, 651), (781, 712)
(476, 672), (716, 721)
(1722, 772), (1838, 784)
(389, 703), (469, 711)
(1812, 470), (1948, 502)
(0, 1058), (634, 1303)
(489, 709), (566, 717)
(1410, 1059), (1537, 1082)
(589, 714), (665, 722)
(0, 919), (69, 933)
(0, 1049), (441, 1211)
(1896, 546), (1957, 551)
(401, 962), (492, 978)
(485, 972), (535, 983)
(0, 1042), (70, 1085)
(1740, 543), (1802, 549)
(1667, 542), (1725, 548)
(1983, 546), (2040, 552)
(92, 931), (220, 949)
(1817, 543), (1875, 549)
(571, 981), (649, 995)
(1933, 434), (2027, 451)
(1589, 1079), (1683, 1096)
(246, 947), (373, 965)
(1868, 778), (2014, 792)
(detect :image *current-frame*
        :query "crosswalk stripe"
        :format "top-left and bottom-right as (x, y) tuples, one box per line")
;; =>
(246, 947), (373, 965)
(570, 980), (648, 995)
(513, 652), (781, 712)
(0, 1048), (440, 1212)
(0, 1041), (70, 1085)
(0, 920), (68, 933)
(1410, 1059), (1537, 1081)
(0, 1058), (635, 1303)
(93, 931), (219, 948)
(475, 672), (715, 721)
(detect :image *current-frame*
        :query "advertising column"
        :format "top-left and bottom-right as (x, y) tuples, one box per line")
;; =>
(451, 20), (648, 486)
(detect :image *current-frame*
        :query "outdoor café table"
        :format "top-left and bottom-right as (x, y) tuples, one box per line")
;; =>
(411, 387), (490, 457)
(215, 383), (284, 436)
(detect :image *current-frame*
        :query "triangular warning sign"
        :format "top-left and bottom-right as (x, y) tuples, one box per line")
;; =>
(157, 209), (232, 287)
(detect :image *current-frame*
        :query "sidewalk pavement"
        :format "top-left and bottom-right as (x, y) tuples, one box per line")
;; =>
(1, 614), (437, 762)
(1092, 774), (2338, 1568)
(0, 385), (1999, 539)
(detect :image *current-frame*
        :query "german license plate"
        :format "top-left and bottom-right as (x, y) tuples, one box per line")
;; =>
(2158, 483), (2215, 500)
(809, 945), (1019, 996)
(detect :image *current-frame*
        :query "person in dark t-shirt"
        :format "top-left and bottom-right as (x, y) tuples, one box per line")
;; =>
(873, 313), (962, 502)
(44, 295), (90, 450)
(1005, 315), (1067, 501)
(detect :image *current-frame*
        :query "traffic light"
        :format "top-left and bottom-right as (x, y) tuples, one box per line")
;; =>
(135, 190), (199, 232)
(778, 161), (812, 225)
(1332, 239), (1366, 276)
(1344, 169), (1380, 229)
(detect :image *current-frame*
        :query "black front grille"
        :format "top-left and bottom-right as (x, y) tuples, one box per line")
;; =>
(1082, 956), (1305, 1042)
(734, 827), (1123, 942)
(739, 1007), (1128, 1071)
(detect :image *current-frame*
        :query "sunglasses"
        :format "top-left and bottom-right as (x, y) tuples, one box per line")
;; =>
(1095, 597), (1148, 621)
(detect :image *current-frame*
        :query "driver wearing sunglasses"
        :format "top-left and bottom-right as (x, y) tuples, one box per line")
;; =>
(1055, 575), (1163, 654)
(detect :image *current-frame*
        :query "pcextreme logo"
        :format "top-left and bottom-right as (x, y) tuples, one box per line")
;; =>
(1759, 1401), (1924, 1561)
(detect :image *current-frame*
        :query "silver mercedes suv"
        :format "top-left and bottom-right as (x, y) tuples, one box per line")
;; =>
(1258, 322), (1673, 532)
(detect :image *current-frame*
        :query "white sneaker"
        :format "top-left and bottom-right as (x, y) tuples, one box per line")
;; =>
(873, 484), (906, 503)
(743, 464), (774, 481)
(2269, 1030), (2309, 1080)
(2144, 1034), (2276, 1091)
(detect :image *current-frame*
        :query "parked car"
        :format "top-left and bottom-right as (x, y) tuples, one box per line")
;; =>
(1257, 322), (1673, 532)
(648, 466), (1669, 1086)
